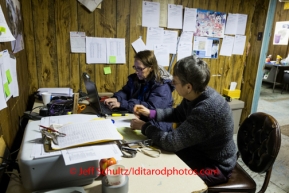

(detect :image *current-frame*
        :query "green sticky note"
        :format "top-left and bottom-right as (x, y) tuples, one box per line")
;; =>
(109, 56), (116, 63)
(104, 67), (111, 74)
(0, 26), (6, 32)
(6, 70), (12, 83)
(4, 82), (10, 97)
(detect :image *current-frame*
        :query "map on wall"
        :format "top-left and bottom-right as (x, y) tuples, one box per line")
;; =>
(194, 9), (227, 38)
(6, 0), (24, 53)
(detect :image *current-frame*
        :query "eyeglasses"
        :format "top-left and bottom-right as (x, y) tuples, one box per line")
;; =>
(133, 66), (147, 72)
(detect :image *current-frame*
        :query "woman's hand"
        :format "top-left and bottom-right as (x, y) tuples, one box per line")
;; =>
(133, 105), (150, 118)
(130, 119), (145, 130)
(104, 98), (120, 109)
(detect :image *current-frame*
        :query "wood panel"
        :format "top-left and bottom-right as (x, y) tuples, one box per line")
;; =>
(0, 0), (30, 149)
(19, 0), (271, 125)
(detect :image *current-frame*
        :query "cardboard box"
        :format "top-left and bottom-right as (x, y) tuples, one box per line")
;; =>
(223, 89), (241, 99)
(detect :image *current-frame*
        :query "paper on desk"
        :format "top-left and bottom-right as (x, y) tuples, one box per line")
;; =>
(31, 129), (61, 159)
(51, 119), (123, 149)
(61, 143), (122, 165)
(31, 115), (99, 159)
(40, 114), (98, 127)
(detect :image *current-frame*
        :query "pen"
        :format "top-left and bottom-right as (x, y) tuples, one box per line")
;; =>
(111, 113), (128, 117)
(39, 125), (66, 136)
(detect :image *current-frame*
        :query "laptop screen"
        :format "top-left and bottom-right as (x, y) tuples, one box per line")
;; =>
(82, 72), (103, 116)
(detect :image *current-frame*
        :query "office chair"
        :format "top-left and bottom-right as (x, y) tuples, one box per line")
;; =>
(208, 112), (281, 193)
(281, 71), (289, 94)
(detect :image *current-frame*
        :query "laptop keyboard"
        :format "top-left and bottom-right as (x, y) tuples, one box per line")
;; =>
(100, 102), (113, 115)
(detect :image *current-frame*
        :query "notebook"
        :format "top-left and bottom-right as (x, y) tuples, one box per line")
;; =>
(82, 72), (128, 116)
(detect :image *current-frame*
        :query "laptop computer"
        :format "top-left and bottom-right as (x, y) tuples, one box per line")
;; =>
(82, 72), (128, 117)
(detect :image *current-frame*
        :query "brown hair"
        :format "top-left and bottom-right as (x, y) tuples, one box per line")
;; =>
(134, 50), (162, 83)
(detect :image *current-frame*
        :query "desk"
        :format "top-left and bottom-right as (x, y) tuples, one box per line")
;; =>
(6, 103), (208, 193)
(263, 63), (289, 92)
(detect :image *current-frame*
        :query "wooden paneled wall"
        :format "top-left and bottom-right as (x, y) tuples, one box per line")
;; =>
(268, 2), (289, 61)
(20, 0), (271, 125)
(0, 0), (30, 150)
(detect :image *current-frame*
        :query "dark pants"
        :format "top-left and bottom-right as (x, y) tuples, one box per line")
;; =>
(176, 151), (231, 186)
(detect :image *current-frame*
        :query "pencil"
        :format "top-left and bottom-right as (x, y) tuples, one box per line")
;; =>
(39, 125), (66, 136)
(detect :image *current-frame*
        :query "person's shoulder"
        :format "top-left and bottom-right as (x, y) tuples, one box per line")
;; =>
(128, 73), (137, 79)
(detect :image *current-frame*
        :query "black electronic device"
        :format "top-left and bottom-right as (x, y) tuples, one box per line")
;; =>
(46, 96), (73, 116)
(82, 72), (128, 116)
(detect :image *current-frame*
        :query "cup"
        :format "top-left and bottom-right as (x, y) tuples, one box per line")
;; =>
(106, 164), (125, 186)
(274, 34), (281, 44)
(41, 92), (51, 106)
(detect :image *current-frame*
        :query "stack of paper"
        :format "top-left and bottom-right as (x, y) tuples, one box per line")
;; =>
(38, 87), (73, 97)
(51, 119), (123, 150)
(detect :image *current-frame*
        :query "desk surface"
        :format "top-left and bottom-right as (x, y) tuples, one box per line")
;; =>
(6, 101), (208, 193)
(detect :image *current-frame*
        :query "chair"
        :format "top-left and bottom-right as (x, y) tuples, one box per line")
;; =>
(208, 112), (281, 193)
(281, 71), (289, 94)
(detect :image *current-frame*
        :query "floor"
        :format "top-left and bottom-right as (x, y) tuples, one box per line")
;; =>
(244, 82), (289, 193)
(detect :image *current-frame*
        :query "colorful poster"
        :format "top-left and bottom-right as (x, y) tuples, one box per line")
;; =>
(273, 21), (289, 45)
(194, 9), (227, 38)
(6, 0), (24, 53)
(193, 36), (220, 59)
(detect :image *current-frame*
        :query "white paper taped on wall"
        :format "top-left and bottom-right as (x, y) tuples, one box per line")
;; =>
(78, 0), (102, 12)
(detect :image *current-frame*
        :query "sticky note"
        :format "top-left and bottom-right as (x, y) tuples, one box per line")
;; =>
(4, 83), (10, 97)
(0, 26), (6, 33)
(6, 70), (12, 83)
(104, 67), (111, 74)
(109, 56), (116, 63)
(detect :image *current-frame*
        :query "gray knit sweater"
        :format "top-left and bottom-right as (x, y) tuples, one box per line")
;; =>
(141, 87), (237, 175)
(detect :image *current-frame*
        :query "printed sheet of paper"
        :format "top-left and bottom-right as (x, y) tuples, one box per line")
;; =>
(106, 38), (126, 64)
(86, 37), (107, 64)
(232, 35), (246, 55)
(3, 51), (19, 97)
(167, 4), (183, 29)
(132, 37), (147, 53)
(183, 7), (197, 32)
(78, 0), (102, 12)
(0, 6), (15, 42)
(193, 36), (220, 59)
(154, 44), (169, 66)
(179, 31), (194, 43)
(225, 13), (247, 35)
(146, 27), (164, 50)
(220, 35), (234, 56)
(52, 119), (123, 149)
(153, 0), (174, 27)
(62, 143), (122, 165)
(177, 42), (192, 61)
(31, 115), (99, 159)
(0, 50), (12, 101)
(142, 1), (160, 27)
(70, 32), (86, 53)
(0, 66), (7, 110)
(162, 30), (178, 54)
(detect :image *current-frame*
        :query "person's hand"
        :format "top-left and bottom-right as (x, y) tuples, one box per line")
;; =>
(130, 119), (145, 130)
(104, 98), (120, 109)
(133, 105), (150, 118)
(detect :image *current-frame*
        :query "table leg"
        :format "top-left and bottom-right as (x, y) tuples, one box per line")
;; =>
(273, 66), (279, 93)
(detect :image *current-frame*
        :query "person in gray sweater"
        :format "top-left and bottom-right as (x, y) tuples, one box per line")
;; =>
(130, 55), (237, 186)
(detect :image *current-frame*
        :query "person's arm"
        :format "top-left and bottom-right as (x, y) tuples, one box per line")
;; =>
(141, 111), (209, 152)
(126, 83), (173, 112)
